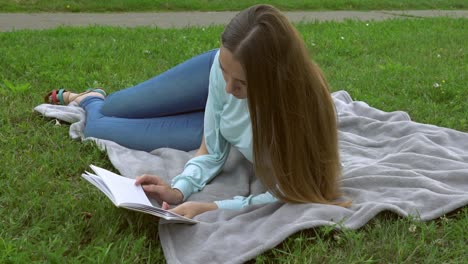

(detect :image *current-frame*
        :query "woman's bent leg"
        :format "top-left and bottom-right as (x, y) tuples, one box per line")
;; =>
(81, 97), (203, 152)
(101, 49), (218, 118)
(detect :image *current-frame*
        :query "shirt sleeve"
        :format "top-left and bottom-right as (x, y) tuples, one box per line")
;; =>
(214, 191), (278, 210)
(171, 51), (231, 201)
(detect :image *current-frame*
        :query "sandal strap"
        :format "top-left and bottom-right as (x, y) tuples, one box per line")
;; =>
(51, 90), (59, 104)
(57, 88), (67, 105)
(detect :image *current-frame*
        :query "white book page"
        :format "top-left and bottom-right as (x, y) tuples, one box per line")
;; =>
(81, 172), (116, 205)
(90, 165), (152, 207)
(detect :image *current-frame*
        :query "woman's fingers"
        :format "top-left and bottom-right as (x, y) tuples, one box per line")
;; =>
(169, 205), (188, 218)
(136, 178), (182, 204)
(169, 202), (217, 219)
(141, 184), (165, 194)
(169, 203), (198, 219)
(134, 174), (165, 186)
(162, 201), (170, 210)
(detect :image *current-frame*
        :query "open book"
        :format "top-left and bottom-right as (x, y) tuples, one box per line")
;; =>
(81, 164), (198, 224)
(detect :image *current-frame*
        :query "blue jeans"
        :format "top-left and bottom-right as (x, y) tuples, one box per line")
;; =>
(79, 49), (218, 152)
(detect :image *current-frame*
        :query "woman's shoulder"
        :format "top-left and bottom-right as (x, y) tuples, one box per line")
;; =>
(209, 50), (227, 102)
(210, 50), (222, 80)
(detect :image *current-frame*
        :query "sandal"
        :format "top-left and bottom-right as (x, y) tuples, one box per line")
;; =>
(44, 88), (106, 105)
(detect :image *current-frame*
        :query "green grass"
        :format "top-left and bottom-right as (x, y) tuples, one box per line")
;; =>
(0, 0), (467, 12)
(1, 18), (467, 263)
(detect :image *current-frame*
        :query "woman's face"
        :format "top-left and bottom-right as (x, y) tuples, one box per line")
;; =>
(219, 46), (248, 99)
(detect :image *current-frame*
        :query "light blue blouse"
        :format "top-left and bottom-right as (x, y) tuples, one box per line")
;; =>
(171, 50), (277, 210)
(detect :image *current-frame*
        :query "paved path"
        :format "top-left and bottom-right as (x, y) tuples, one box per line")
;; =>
(1, 10), (467, 31)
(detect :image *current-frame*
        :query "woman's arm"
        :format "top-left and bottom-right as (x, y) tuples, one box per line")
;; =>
(167, 191), (278, 218)
(137, 51), (229, 208)
(215, 191), (278, 210)
(194, 133), (208, 157)
(170, 50), (231, 202)
(135, 133), (218, 208)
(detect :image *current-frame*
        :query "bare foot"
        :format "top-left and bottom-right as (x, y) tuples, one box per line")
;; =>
(63, 91), (105, 104)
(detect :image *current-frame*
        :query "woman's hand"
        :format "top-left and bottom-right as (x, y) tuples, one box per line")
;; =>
(135, 174), (184, 205)
(162, 201), (218, 219)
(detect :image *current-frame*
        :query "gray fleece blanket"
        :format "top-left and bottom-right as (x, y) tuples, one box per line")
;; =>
(34, 90), (468, 264)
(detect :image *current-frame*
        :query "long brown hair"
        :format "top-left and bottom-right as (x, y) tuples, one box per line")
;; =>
(222, 4), (347, 206)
